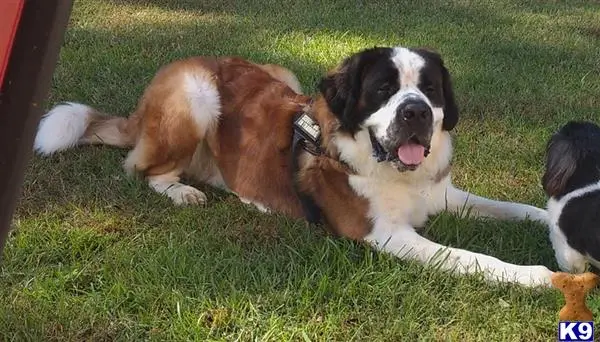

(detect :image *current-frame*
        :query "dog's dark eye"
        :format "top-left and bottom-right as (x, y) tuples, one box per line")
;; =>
(424, 86), (436, 96)
(377, 83), (394, 95)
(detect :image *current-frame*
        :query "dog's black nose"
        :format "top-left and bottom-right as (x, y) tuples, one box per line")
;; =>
(399, 101), (432, 122)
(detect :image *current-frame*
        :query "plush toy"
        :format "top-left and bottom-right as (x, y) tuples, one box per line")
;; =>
(551, 272), (599, 321)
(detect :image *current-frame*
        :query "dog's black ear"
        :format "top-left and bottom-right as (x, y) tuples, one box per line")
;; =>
(318, 68), (351, 124)
(542, 137), (577, 197)
(318, 54), (364, 133)
(440, 61), (459, 131)
(318, 47), (387, 133)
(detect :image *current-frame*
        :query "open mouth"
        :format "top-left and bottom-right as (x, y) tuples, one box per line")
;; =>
(398, 136), (430, 166)
(369, 130), (430, 170)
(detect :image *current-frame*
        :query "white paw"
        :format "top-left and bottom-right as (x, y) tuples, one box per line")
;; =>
(167, 185), (207, 205)
(512, 265), (553, 287)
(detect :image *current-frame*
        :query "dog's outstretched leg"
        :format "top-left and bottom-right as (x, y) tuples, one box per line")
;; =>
(365, 221), (553, 287)
(443, 185), (548, 223)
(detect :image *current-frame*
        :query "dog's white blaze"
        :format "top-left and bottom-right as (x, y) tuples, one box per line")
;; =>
(391, 47), (426, 85)
(432, 107), (444, 124)
(547, 181), (600, 273)
(364, 91), (434, 140)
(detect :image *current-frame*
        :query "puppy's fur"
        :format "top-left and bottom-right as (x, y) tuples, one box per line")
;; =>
(35, 47), (552, 286)
(543, 121), (600, 273)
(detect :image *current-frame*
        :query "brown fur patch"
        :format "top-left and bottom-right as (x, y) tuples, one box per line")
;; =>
(297, 154), (372, 240)
(311, 97), (341, 158)
(124, 57), (219, 175)
(258, 64), (303, 94)
(211, 57), (312, 217)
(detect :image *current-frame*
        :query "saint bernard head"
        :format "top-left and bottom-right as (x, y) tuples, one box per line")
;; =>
(319, 46), (458, 172)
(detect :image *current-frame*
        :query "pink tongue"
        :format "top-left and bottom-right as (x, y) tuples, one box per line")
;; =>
(397, 143), (426, 165)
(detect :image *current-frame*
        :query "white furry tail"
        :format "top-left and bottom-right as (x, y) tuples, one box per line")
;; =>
(34, 102), (136, 155)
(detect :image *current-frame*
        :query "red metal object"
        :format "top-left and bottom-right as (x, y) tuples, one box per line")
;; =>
(0, 1), (73, 254)
(0, 0), (24, 88)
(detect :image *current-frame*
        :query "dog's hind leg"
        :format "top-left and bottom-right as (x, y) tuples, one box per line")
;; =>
(124, 59), (222, 205)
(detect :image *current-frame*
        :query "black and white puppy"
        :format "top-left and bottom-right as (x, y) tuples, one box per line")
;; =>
(543, 121), (600, 273)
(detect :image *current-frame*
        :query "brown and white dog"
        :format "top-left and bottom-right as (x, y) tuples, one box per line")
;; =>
(34, 46), (553, 286)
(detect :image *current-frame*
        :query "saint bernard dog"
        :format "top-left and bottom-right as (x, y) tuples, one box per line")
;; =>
(34, 46), (553, 286)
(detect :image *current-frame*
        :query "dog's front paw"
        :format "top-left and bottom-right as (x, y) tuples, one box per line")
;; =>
(514, 265), (553, 288)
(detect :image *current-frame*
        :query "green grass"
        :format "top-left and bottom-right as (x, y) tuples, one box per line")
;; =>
(2, 0), (600, 340)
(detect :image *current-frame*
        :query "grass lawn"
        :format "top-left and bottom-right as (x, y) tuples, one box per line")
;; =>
(2, 0), (600, 340)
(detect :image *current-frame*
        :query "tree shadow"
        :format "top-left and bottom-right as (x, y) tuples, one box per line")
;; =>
(95, 0), (600, 127)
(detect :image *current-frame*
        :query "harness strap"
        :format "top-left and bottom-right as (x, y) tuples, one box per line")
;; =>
(291, 104), (323, 224)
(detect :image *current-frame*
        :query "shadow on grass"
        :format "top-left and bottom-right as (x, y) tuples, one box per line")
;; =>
(72, 0), (600, 124)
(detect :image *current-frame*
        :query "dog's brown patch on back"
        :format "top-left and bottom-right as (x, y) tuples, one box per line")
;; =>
(258, 64), (303, 94)
(82, 112), (138, 148)
(212, 57), (311, 217)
